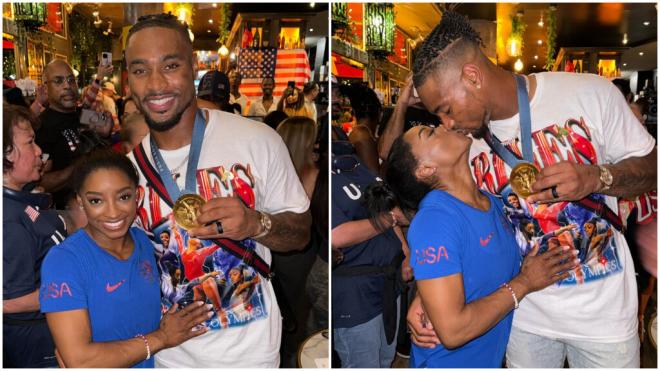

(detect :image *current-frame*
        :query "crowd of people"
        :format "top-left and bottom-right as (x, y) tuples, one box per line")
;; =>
(331, 10), (656, 369)
(3, 13), (326, 368)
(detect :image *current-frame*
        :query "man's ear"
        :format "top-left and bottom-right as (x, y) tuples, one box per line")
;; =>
(461, 63), (483, 90)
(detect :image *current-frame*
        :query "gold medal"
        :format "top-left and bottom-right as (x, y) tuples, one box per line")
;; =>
(510, 162), (540, 198)
(172, 194), (206, 230)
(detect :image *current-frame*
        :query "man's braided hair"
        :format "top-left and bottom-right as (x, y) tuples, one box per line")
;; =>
(412, 11), (483, 88)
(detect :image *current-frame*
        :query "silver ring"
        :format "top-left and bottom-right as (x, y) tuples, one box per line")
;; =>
(551, 185), (559, 199)
(215, 221), (224, 234)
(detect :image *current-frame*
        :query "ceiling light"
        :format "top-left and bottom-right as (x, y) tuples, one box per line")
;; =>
(207, 29), (211, 33)
(623, 63), (627, 67)
(309, 28), (314, 32)
(538, 14), (544, 27)
(219, 45), (229, 57)
(537, 40), (543, 45)
(514, 58), (523, 72)
(639, 52), (644, 56)
(643, 21), (650, 26)
(92, 10), (99, 17)
(310, 2), (315, 8)
(622, 33), (628, 45)
(208, 19), (213, 24)
(533, 65), (537, 68)
(534, 55), (538, 60)
(212, 3), (217, 7)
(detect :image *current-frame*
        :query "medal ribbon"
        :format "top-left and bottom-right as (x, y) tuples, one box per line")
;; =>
(484, 74), (533, 167)
(149, 109), (206, 201)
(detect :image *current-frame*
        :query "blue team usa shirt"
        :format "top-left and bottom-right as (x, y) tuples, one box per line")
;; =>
(408, 190), (521, 368)
(40, 227), (161, 368)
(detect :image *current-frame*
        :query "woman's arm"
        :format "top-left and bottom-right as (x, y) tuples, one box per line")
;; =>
(417, 246), (578, 349)
(46, 302), (211, 368)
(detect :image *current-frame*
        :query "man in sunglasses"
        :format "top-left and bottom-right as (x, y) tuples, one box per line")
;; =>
(36, 59), (114, 209)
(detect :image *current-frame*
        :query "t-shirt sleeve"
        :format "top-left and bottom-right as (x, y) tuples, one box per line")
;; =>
(331, 199), (350, 229)
(408, 208), (464, 280)
(600, 80), (656, 163)
(3, 223), (39, 300)
(261, 133), (310, 214)
(39, 247), (88, 313)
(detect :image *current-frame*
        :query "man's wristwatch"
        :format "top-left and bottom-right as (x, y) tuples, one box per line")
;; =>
(253, 211), (272, 239)
(597, 165), (613, 192)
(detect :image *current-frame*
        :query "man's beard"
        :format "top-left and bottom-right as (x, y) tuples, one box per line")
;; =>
(471, 110), (491, 139)
(141, 95), (193, 132)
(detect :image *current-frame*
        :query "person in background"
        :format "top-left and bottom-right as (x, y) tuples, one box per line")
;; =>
(303, 82), (319, 123)
(272, 116), (320, 366)
(278, 86), (315, 122)
(247, 77), (279, 118)
(118, 111), (149, 154)
(228, 68), (249, 115)
(101, 82), (120, 132)
(36, 59), (114, 209)
(3, 105), (66, 368)
(345, 84), (382, 174)
(197, 70), (241, 115)
(263, 110), (289, 131)
(40, 149), (212, 368)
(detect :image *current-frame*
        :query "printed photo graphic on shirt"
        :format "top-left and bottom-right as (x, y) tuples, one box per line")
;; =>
(137, 161), (268, 331)
(471, 117), (622, 286)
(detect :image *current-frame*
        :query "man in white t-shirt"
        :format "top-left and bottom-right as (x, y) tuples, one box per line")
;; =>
(123, 14), (311, 368)
(383, 11), (656, 368)
(247, 77), (280, 118)
(228, 68), (250, 116)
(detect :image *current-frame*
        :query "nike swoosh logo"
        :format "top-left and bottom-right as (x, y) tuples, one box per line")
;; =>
(480, 233), (493, 247)
(106, 279), (126, 293)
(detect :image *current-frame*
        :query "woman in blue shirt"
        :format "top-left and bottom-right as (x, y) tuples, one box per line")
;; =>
(40, 149), (212, 367)
(367, 126), (579, 367)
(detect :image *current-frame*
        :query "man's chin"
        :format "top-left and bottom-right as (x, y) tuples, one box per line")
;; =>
(144, 113), (182, 132)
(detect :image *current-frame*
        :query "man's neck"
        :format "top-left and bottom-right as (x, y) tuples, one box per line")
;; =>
(48, 104), (76, 114)
(488, 69), (537, 121)
(263, 94), (273, 102)
(150, 104), (199, 150)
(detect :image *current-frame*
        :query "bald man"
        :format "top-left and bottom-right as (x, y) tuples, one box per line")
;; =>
(36, 60), (114, 208)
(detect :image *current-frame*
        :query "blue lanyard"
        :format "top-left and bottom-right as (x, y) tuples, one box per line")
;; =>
(484, 74), (533, 167)
(150, 110), (206, 201)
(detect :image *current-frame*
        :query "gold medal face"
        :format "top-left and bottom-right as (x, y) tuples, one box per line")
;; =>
(510, 162), (540, 198)
(173, 194), (206, 230)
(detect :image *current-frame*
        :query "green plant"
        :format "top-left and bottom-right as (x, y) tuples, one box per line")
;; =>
(544, 6), (557, 70)
(215, 3), (232, 46)
(69, 10), (111, 81)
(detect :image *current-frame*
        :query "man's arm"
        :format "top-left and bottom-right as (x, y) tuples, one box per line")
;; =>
(3, 289), (40, 313)
(253, 210), (311, 252)
(528, 147), (657, 203)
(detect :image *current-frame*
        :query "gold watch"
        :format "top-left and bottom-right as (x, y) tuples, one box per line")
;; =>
(253, 211), (272, 239)
(598, 165), (613, 192)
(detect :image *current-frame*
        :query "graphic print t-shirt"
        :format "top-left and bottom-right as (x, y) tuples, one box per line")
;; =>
(468, 72), (655, 341)
(40, 227), (160, 368)
(128, 109), (309, 367)
(408, 190), (520, 368)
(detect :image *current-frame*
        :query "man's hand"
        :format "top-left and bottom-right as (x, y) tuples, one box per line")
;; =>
(36, 84), (49, 106)
(407, 293), (441, 348)
(96, 63), (114, 81)
(527, 161), (601, 203)
(188, 196), (261, 241)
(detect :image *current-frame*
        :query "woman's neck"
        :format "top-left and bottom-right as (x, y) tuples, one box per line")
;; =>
(85, 227), (134, 260)
(437, 163), (489, 211)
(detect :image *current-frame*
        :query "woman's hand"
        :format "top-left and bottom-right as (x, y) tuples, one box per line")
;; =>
(512, 245), (579, 295)
(153, 301), (213, 348)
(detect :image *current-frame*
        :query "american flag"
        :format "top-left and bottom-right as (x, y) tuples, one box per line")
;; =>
(238, 47), (311, 99)
(24, 205), (40, 222)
